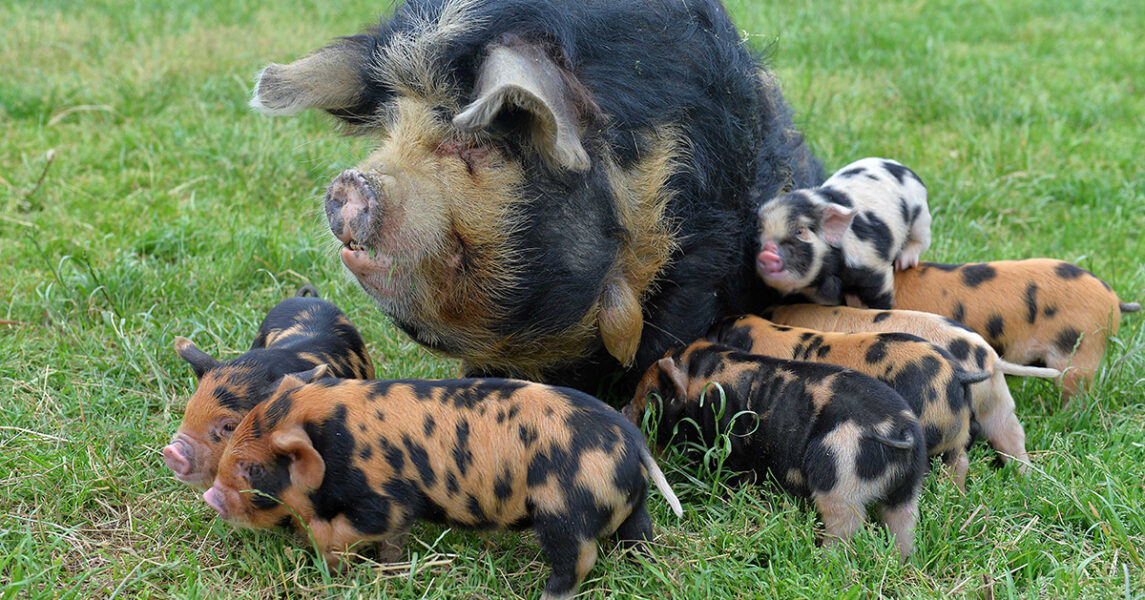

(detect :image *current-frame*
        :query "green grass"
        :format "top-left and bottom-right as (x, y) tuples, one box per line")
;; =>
(2, 0), (1143, 597)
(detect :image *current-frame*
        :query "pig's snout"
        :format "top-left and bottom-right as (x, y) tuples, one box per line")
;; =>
(758, 241), (784, 275)
(325, 169), (380, 248)
(203, 486), (229, 519)
(163, 439), (193, 477)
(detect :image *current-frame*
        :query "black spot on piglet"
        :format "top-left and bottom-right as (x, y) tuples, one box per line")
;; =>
(952, 302), (966, 324)
(403, 435), (436, 488)
(1025, 283), (1038, 324)
(1055, 327), (1081, 354)
(986, 315), (1005, 340)
(865, 340), (888, 364)
(946, 339), (971, 361)
(961, 264), (997, 288)
(1055, 262), (1085, 279)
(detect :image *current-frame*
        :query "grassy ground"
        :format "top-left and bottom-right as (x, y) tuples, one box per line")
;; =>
(2, 0), (1143, 598)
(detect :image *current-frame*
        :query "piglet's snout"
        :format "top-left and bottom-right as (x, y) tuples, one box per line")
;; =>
(203, 486), (229, 519)
(758, 241), (784, 274)
(163, 438), (193, 477)
(325, 170), (381, 247)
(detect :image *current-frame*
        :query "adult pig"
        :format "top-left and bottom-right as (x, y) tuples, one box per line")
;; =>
(249, 0), (821, 391)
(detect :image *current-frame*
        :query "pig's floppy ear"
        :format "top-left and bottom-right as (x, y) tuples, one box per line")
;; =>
(250, 38), (371, 116)
(820, 204), (856, 245)
(453, 42), (591, 172)
(271, 426), (325, 491)
(175, 337), (219, 380)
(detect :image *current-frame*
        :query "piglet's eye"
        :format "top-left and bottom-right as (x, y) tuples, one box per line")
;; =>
(222, 421), (237, 434)
(795, 227), (812, 241)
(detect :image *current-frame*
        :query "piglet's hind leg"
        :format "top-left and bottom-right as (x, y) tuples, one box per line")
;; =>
(814, 494), (867, 550)
(537, 533), (598, 600)
(879, 497), (918, 559)
(613, 503), (653, 555)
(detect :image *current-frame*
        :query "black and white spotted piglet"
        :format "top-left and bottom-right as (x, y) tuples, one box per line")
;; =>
(756, 158), (930, 309)
(623, 341), (926, 558)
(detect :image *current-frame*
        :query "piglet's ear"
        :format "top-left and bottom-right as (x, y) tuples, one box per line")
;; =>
(453, 41), (591, 172)
(251, 38), (371, 116)
(267, 364), (327, 403)
(657, 356), (690, 398)
(175, 337), (218, 380)
(289, 363), (330, 384)
(820, 204), (856, 245)
(271, 426), (325, 491)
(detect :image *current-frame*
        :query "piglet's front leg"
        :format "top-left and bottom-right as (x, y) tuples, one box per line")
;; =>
(306, 514), (401, 569)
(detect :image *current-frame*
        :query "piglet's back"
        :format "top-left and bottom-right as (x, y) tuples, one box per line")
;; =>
(243, 377), (648, 527)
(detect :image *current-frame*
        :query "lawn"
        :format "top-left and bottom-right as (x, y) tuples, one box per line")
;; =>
(2, 0), (1143, 598)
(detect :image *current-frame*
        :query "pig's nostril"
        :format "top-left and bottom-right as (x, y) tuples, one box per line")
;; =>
(326, 169), (379, 245)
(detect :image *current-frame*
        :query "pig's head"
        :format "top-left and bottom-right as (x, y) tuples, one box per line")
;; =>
(205, 375), (324, 529)
(623, 347), (693, 440)
(165, 337), (326, 489)
(249, 10), (682, 380)
(755, 191), (854, 294)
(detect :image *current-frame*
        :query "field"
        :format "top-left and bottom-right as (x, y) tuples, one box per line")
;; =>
(2, 0), (1143, 598)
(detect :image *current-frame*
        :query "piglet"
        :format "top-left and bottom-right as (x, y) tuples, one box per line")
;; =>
(756, 157), (930, 308)
(894, 259), (1140, 400)
(205, 375), (681, 600)
(707, 314), (988, 489)
(765, 303), (1054, 471)
(624, 341), (925, 558)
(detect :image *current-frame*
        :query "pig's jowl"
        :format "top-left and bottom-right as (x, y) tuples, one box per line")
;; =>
(250, 0), (821, 391)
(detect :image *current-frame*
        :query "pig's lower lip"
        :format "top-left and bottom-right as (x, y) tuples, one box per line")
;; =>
(760, 270), (789, 280)
(340, 246), (400, 296)
(171, 467), (213, 488)
(757, 261), (789, 281)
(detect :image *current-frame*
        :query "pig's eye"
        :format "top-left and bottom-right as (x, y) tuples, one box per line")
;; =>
(219, 419), (238, 435)
(795, 226), (812, 241)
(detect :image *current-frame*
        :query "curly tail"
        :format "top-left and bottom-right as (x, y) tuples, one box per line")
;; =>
(995, 359), (1061, 379)
(640, 448), (683, 517)
(296, 284), (320, 298)
(1121, 301), (1141, 313)
(867, 430), (916, 451)
(956, 369), (992, 386)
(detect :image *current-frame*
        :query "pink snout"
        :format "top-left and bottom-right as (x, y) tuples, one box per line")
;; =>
(203, 486), (229, 519)
(325, 169), (380, 247)
(758, 241), (785, 276)
(163, 438), (193, 477)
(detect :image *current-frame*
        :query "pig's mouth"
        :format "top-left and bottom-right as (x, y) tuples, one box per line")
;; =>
(757, 243), (804, 294)
(203, 484), (248, 525)
(327, 169), (405, 296)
